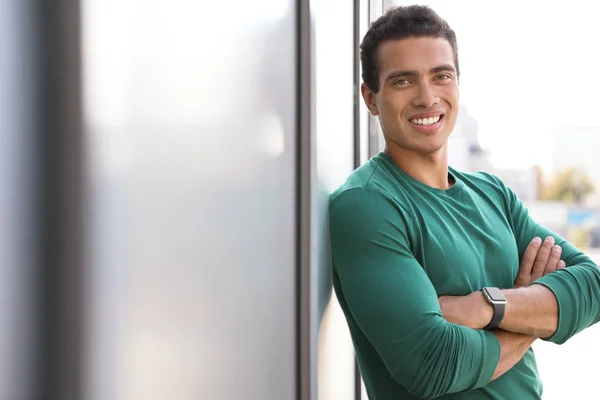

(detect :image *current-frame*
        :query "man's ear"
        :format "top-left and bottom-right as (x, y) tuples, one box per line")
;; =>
(360, 83), (379, 116)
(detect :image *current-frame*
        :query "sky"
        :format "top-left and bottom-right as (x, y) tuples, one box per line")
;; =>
(417, 1), (600, 170)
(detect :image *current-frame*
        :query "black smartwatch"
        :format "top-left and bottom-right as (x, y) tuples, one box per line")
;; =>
(481, 287), (506, 330)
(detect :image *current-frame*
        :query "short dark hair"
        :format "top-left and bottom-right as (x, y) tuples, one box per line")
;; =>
(360, 5), (459, 93)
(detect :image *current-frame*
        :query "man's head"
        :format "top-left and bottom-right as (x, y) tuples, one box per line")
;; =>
(360, 5), (460, 157)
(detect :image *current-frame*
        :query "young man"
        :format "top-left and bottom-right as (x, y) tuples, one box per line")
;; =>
(329, 5), (600, 399)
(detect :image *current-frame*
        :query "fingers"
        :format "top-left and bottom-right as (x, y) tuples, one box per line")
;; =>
(520, 237), (542, 272)
(530, 236), (555, 281)
(515, 237), (542, 287)
(544, 244), (563, 275)
(515, 236), (566, 288)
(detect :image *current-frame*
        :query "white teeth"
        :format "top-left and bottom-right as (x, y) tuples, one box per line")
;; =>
(411, 115), (441, 125)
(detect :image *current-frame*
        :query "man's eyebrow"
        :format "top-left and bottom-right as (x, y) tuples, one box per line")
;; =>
(385, 69), (418, 82)
(429, 64), (456, 74)
(385, 64), (456, 82)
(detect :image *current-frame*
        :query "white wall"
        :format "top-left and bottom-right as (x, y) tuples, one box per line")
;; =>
(313, 0), (358, 399)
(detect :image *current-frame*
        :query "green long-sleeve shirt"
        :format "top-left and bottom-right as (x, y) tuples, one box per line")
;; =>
(329, 152), (600, 399)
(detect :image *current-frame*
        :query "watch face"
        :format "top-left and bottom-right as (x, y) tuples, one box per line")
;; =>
(484, 287), (505, 302)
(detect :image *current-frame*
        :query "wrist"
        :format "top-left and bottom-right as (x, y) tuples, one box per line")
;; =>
(496, 285), (558, 338)
(479, 287), (507, 330)
(476, 290), (495, 329)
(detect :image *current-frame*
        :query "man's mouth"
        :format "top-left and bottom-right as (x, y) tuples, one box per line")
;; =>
(409, 114), (443, 126)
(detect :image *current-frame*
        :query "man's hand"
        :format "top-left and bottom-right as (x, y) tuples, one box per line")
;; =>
(514, 236), (566, 288)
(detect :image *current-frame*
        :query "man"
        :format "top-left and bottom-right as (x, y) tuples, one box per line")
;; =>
(328, 5), (600, 399)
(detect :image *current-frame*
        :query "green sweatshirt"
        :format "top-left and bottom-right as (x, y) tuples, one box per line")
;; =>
(329, 152), (600, 399)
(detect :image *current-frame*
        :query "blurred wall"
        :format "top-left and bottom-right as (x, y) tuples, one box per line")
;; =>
(313, 0), (358, 399)
(0, 0), (370, 399)
(82, 1), (298, 399)
(0, 1), (36, 399)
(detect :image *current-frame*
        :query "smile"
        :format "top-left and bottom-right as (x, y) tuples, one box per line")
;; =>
(408, 114), (444, 133)
(409, 115), (442, 125)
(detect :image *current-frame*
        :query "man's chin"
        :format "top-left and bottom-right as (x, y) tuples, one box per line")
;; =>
(415, 138), (448, 155)
(383, 133), (449, 157)
(419, 146), (447, 157)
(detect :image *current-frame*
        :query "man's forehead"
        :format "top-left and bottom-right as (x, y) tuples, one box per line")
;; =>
(377, 37), (455, 72)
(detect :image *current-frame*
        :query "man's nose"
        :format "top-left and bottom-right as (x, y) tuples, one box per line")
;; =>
(412, 83), (439, 108)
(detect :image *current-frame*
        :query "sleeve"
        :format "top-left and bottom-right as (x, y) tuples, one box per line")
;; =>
(329, 187), (501, 399)
(496, 176), (600, 344)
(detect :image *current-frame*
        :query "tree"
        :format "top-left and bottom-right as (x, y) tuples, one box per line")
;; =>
(541, 168), (595, 204)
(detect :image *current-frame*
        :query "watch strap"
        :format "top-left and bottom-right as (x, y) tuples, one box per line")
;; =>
(483, 295), (505, 330)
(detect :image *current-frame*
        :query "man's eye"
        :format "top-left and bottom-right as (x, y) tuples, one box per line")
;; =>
(394, 79), (410, 85)
(436, 74), (451, 80)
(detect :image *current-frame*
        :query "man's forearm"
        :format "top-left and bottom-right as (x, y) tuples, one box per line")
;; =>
(489, 330), (536, 381)
(439, 285), (558, 338)
(499, 284), (558, 338)
(440, 295), (538, 380)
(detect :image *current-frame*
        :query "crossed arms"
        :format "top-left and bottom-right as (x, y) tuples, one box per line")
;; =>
(439, 186), (600, 381)
(439, 237), (565, 381)
(329, 186), (600, 398)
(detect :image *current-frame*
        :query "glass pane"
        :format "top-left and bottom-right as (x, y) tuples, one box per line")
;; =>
(0, 1), (36, 399)
(82, 1), (297, 399)
(313, 0), (357, 398)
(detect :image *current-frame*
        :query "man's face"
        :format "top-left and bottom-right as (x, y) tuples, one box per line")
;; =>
(362, 37), (459, 156)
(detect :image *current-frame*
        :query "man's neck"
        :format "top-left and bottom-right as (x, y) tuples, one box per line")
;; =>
(384, 144), (452, 190)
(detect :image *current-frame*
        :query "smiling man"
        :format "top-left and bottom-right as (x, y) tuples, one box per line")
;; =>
(329, 5), (600, 400)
